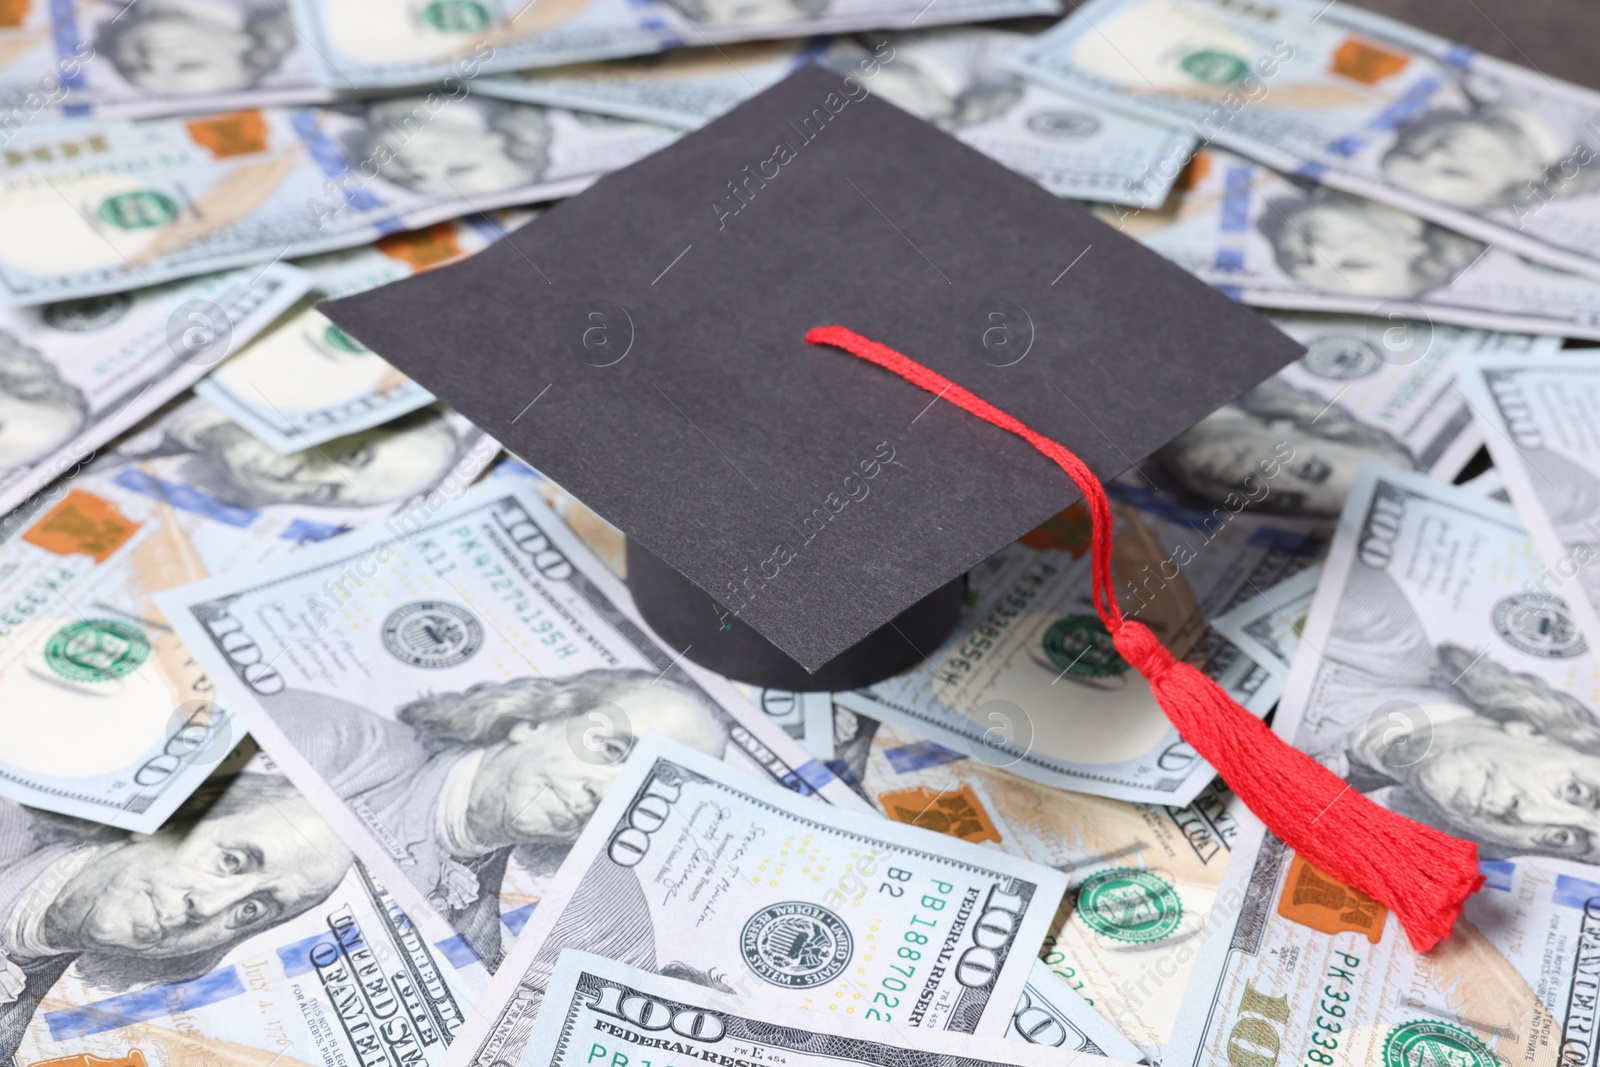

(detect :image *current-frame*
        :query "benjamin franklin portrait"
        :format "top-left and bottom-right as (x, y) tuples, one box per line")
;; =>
(1147, 375), (1414, 519)
(345, 98), (553, 198)
(1308, 561), (1600, 864)
(0, 331), (88, 473)
(115, 404), (470, 511)
(96, 0), (297, 95)
(263, 669), (732, 968)
(845, 32), (1022, 132)
(0, 773), (352, 1059)
(1381, 99), (1600, 213)
(1258, 187), (1486, 299)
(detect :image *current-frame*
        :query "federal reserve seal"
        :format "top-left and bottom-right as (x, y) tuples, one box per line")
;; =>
(43, 293), (132, 332)
(1491, 593), (1588, 658)
(740, 902), (852, 988)
(45, 619), (150, 683)
(1076, 868), (1182, 943)
(1027, 110), (1100, 139)
(1382, 1021), (1495, 1067)
(1302, 335), (1382, 380)
(381, 601), (483, 668)
(1041, 615), (1129, 679)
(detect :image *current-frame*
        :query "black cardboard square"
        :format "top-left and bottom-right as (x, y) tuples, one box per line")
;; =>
(323, 64), (1304, 672)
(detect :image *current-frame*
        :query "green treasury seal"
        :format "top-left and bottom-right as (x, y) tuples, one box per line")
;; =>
(1382, 1021), (1495, 1067)
(740, 902), (853, 988)
(1042, 615), (1130, 679)
(1076, 868), (1182, 943)
(45, 619), (151, 682)
(1179, 49), (1249, 85)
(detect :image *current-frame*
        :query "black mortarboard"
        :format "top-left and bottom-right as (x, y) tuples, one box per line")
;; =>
(321, 64), (1302, 690)
(322, 72), (1497, 943)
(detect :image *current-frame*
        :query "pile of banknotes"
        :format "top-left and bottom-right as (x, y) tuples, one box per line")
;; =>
(5, 2), (1600, 1067)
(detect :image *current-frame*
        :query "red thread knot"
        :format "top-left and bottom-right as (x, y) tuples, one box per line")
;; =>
(1111, 620), (1177, 684)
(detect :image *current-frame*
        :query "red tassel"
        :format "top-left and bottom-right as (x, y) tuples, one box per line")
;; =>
(805, 324), (1483, 953)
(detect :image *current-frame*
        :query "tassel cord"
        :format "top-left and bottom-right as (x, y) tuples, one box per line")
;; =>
(804, 324), (1483, 953)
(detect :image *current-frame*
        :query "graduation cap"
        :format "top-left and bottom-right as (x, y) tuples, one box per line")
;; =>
(323, 65), (1480, 950)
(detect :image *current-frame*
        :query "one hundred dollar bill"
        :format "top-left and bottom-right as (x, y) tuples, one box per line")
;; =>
(835, 488), (1318, 806)
(528, 951), (1128, 1067)
(486, 453), (627, 575)
(478, 31), (1195, 208)
(0, 101), (674, 304)
(1011, 960), (1145, 1059)
(475, 39), (827, 128)
(1166, 811), (1589, 1067)
(1154, 311), (1562, 519)
(0, 262), (310, 518)
(730, 684), (836, 760)
(445, 734), (1069, 1067)
(830, 700), (1240, 1060)
(0, 0), (332, 125)
(1208, 565), (1319, 692)
(1101, 147), (1600, 340)
(1461, 466), (1510, 502)
(0, 394), (498, 830)
(1457, 355), (1600, 652)
(156, 480), (862, 974)
(196, 212), (534, 451)
(2, 748), (478, 1067)
(1007, 0), (1600, 279)
(295, 209), (537, 295)
(537, 947), (1142, 1061)
(1277, 462), (1600, 866)
(286, 0), (1058, 91)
